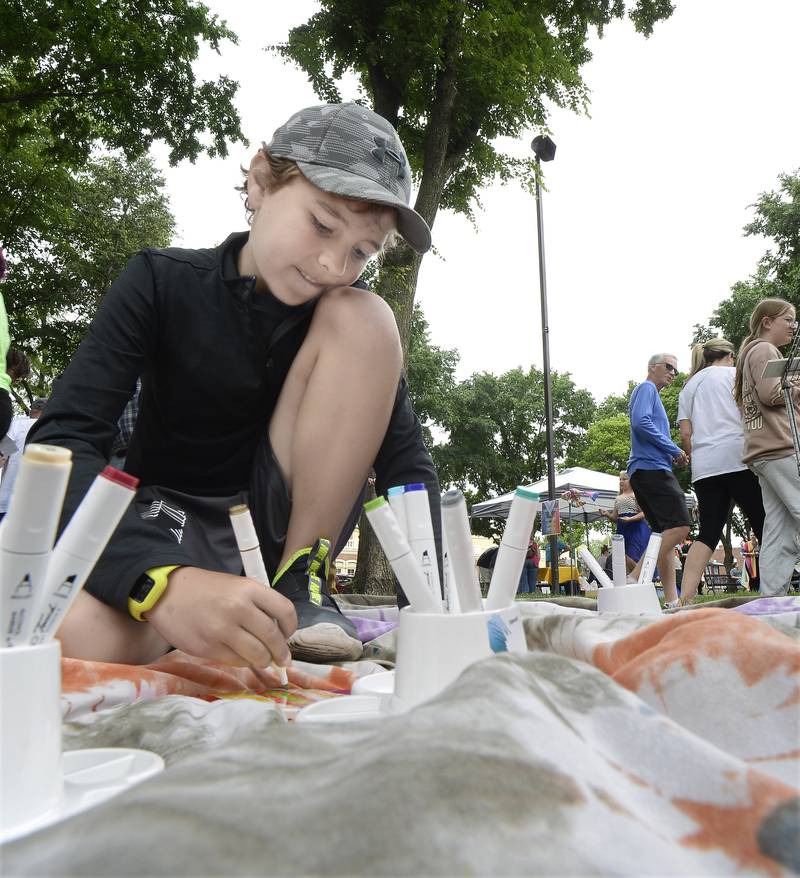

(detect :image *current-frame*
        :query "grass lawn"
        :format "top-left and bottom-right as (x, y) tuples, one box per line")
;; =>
(514, 587), (768, 607)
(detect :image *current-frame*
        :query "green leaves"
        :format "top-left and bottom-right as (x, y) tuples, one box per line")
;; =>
(3, 152), (175, 398)
(275, 0), (673, 225)
(432, 365), (596, 504)
(0, 0), (245, 166)
(703, 169), (800, 350)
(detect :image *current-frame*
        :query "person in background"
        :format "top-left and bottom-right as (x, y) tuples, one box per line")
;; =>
(517, 536), (540, 594)
(602, 544), (614, 579)
(676, 338), (765, 604)
(626, 352), (691, 607)
(735, 298), (800, 596)
(545, 537), (568, 564)
(0, 397), (47, 521)
(600, 471), (653, 572)
(110, 378), (141, 468)
(673, 546), (684, 591)
(6, 348), (31, 384)
(587, 544), (613, 585)
(741, 533), (760, 592)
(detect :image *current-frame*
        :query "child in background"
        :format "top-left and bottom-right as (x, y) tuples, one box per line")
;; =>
(735, 298), (800, 597)
(31, 103), (438, 668)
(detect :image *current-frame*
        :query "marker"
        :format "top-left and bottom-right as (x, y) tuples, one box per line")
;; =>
(578, 547), (612, 589)
(229, 504), (289, 687)
(386, 486), (407, 538)
(440, 518), (459, 614)
(28, 466), (138, 644)
(441, 489), (483, 613)
(364, 497), (443, 614)
(403, 483), (441, 605)
(637, 533), (663, 586)
(611, 534), (626, 587)
(0, 444), (72, 646)
(485, 488), (540, 610)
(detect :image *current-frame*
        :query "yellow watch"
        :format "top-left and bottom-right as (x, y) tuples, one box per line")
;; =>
(128, 565), (181, 621)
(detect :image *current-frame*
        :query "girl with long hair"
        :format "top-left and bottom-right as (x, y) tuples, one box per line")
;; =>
(677, 338), (765, 603)
(735, 298), (800, 596)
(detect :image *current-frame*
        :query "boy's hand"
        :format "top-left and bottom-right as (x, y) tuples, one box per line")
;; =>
(673, 451), (689, 468)
(145, 567), (296, 669)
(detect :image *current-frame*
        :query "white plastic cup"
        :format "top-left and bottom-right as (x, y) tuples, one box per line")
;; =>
(392, 603), (526, 711)
(597, 582), (662, 615)
(0, 641), (63, 836)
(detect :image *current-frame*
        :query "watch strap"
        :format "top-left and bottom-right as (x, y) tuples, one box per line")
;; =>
(128, 565), (180, 622)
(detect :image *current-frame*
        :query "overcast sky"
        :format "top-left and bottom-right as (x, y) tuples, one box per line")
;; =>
(154, 0), (800, 403)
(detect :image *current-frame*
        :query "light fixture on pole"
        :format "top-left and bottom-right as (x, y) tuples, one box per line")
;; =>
(531, 134), (563, 595)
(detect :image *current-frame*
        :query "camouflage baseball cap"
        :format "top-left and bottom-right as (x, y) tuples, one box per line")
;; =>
(266, 103), (431, 253)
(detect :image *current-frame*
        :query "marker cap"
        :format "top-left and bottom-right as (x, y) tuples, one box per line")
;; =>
(101, 466), (139, 491)
(229, 504), (260, 552)
(1, 445), (73, 554)
(58, 471), (138, 561)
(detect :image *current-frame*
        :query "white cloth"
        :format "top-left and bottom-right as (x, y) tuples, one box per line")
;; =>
(0, 415), (36, 513)
(677, 365), (746, 482)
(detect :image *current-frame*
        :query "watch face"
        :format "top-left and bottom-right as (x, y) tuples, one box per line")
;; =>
(130, 573), (155, 603)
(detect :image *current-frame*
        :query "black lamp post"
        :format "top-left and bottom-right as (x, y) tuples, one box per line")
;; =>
(531, 134), (561, 595)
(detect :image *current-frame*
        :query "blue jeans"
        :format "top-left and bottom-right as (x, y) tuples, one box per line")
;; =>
(517, 559), (539, 594)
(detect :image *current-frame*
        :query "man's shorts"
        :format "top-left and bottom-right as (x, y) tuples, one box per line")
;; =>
(629, 468), (691, 533)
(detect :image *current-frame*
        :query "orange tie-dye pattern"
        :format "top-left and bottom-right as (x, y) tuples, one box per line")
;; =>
(672, 770), (796, 876)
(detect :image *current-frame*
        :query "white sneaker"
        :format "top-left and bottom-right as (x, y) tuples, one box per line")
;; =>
(663, 599), (681, 611)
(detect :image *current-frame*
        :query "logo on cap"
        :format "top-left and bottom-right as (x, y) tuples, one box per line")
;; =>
(371, 136), (406, 181)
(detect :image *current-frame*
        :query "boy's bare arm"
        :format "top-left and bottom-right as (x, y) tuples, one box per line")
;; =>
(146, 567), (297, 668)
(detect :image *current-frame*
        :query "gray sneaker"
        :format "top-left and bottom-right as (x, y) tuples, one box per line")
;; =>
(273, 539), (362, 663)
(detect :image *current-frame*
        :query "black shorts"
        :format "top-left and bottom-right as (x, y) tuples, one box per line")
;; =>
(629, 468), (691, 532)
(693, 469), (765, 550)
(88, 432), (367, 609)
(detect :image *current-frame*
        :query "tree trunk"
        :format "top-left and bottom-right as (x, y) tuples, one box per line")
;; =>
(350, 481), (396, 596)
(351, 8), (465, 595)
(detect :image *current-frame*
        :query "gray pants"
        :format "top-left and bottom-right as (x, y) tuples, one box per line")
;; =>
(749, 454), (800, 596)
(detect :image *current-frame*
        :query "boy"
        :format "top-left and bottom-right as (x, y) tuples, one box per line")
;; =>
(30, 103), (438, 668)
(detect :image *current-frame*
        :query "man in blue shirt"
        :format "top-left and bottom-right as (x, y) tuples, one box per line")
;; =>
(628, 353), (690, 607)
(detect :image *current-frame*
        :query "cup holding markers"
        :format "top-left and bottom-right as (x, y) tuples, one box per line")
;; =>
(595, 532), (662, 616)
(0, 455), (165, 841)
(391, 601), (526, 711)
(0, 639), (63, 838)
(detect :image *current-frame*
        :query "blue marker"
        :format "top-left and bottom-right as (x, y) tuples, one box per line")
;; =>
(386, 486), (407, 539)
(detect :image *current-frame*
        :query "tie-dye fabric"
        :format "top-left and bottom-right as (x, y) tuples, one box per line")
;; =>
(3, 599), (798, 875)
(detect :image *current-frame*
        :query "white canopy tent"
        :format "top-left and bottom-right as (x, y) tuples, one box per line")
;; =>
(470, 466), (696, 524)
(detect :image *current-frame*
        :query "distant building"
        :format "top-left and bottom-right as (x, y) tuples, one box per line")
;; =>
(333, 528), (360, 577)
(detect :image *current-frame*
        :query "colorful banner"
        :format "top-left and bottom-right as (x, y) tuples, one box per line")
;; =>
(541, 499), (561, 535)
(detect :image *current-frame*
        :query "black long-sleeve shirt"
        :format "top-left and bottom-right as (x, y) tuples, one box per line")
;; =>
(30, 232), (439, 608)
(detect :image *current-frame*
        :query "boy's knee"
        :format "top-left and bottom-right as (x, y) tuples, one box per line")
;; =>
(315, 287), (400, 354)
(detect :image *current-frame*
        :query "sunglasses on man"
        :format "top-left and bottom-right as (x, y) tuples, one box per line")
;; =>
(657, 362), (678, 374)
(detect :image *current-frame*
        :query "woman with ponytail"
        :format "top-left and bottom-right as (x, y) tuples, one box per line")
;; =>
(677, 338), (765, 602)
(735, 298), (800, 597)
